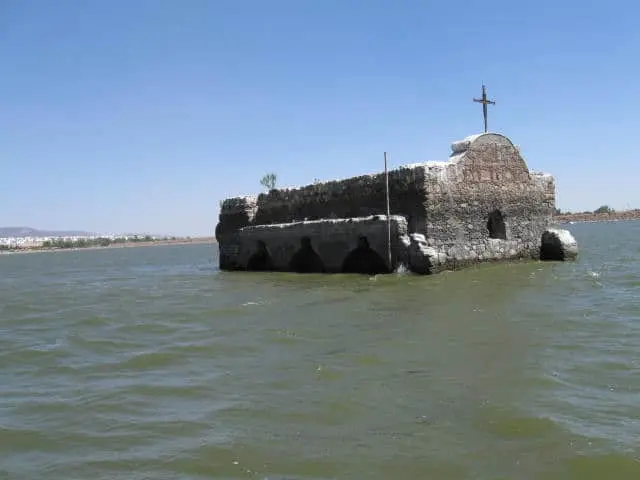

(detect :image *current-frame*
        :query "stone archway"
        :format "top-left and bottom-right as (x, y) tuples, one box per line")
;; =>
(487, 209), (507, 240)
(341, 236), (389, 275)
(289, 236), (325, 273)
(247, 240), (274, 271)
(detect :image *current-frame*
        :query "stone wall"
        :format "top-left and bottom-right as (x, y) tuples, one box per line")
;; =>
(215, 196), (258, 240)
(216, 132), (568, 274)
(219, 215), (409, 274)
(216, 167), (427, 242)
(407, 233), (542, 274)
(420, 134), (555, 253)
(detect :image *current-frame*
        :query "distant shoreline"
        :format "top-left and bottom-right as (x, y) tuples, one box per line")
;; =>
(3, 209), (639, 256)
(553, 209), (640, 225)
(0, 237), (216, 255)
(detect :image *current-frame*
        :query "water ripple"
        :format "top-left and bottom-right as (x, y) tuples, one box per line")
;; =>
(1, 230), (640, 479)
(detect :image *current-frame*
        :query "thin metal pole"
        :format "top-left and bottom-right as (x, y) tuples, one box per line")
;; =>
(384, 152), (392, 268)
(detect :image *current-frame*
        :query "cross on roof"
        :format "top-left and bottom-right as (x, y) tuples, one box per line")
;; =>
(473, 85), (495, 133)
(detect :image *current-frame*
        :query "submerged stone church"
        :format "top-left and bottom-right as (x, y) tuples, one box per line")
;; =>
(215, 132), (578, 275)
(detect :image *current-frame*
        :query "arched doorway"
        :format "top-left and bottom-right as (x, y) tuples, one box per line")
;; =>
(341, 236), (389, 275)
(289, 236), (325, 273)
(487, 209), (507, 240)
(247, 240), (274, 271)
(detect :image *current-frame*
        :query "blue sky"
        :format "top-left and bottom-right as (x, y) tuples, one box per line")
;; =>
(1, 0), (638, 236)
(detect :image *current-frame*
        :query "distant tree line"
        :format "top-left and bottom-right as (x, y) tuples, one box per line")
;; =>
(554, 205), (616, 216)
(41, 235), (170, 249)
(0, 235), (186, 251)
(593, 205), (615, 214)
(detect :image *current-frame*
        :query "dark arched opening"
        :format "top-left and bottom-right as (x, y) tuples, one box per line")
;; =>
(487, 209), (507, 240)
(540, 231), (565, 261)
(247, 240), (274, 271)
(407, 215), (417, 233)
(341, 236), (390, 275)
(289, 236), (325, 273)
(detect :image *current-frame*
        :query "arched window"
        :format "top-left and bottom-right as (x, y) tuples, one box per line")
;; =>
(487, 209), (507, 240)
(247, 240), (274, 271)
(341, 236), (389, 275)
(289, 236), (325, 273)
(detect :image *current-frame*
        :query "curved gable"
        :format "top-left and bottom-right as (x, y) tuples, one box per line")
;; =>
(449, 133), (530, 183)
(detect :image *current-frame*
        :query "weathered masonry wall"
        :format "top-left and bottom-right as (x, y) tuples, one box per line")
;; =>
(254, 168), (427, 227)
(421, 134), (555, 254)
(219, 215), (409, 274)
(216, 196), (259, 240)
(216, 167), (428, 240)
(216, 132), (576, 274)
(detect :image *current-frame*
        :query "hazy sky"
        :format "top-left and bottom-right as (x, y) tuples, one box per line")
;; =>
(1, 0), (638, 236)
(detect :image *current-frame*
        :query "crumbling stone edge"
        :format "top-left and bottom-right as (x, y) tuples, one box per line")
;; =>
(405, 227), (578, 274)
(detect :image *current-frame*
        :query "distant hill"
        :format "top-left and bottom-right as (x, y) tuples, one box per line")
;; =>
(0, 227), (95, 238)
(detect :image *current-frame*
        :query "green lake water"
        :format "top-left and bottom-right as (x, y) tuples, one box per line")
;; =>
(1, 221), (639, 479)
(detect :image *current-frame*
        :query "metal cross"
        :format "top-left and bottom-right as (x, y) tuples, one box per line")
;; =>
(473, 85), (495, 133)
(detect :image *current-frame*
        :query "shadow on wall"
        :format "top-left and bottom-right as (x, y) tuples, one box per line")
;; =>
(245, 235), (390, 275)
(487, 209), (507, 240)
(341, 236), (389, 275)
(247, 240), (274, 271)
(289, 236), (325, 273)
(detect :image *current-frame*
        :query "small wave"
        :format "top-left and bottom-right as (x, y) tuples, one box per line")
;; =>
(0, 342), (72, 367)
(67, 335), (140, 352)
(117, 350), (183, 371)
(475, 404), (564, 440)
(0, 426), (65, 453)
(241, 301), (261, 307)
(553, 453), (640, 478)
(28, 339), (65, 352)
(123, 382), (215, 400)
